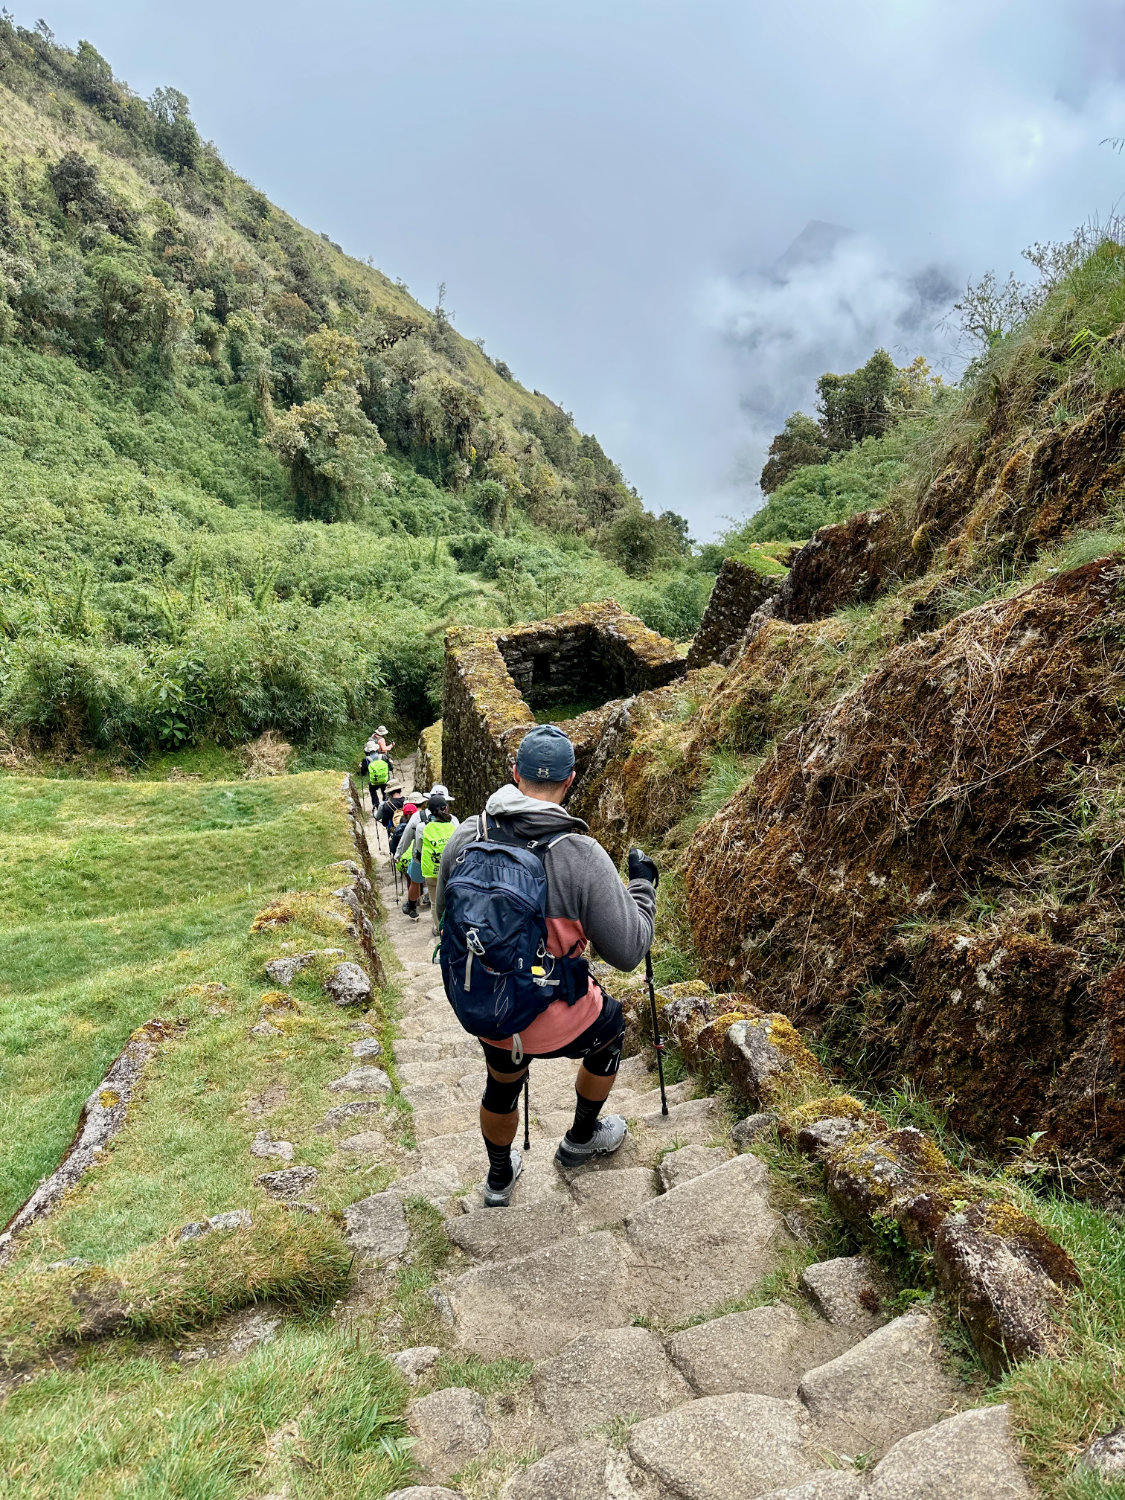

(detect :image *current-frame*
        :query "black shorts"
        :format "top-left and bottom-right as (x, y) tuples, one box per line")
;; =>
(479, 993), (624, 1076)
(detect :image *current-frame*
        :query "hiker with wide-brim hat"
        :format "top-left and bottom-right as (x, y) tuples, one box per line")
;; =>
(435, 725), (657, 1206)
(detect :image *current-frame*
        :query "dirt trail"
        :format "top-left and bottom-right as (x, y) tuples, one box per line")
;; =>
(361, 769), (1031, 1500)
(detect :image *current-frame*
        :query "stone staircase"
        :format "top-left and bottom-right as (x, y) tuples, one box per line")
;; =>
(361, 794), (1034, 1500)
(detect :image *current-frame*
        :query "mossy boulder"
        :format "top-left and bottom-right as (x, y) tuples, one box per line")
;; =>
(933, 1199), (1081, 1374)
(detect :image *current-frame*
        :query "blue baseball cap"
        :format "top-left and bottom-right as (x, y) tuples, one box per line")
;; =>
(515, 724), (575, 782)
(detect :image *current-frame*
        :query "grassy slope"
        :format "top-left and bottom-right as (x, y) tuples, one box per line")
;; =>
(0, 36), (715, 755)
(0, 772), (406, 1242)
(0, 768), (430, 1496)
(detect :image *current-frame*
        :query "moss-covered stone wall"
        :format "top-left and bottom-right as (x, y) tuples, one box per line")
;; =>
(415, 720), (443, 792)
(686, 558), (781, 669)
(441, 601), (687, 816)
(497, 600), (686, 707)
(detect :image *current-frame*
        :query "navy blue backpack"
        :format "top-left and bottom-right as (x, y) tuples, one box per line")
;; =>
(439, 813), (588, 1046)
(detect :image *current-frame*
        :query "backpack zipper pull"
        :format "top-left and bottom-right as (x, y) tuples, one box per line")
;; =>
(464, 928), (484, 988)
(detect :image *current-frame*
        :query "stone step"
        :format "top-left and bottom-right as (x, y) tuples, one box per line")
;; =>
(445, 1196), (580, 1263)
(755, 1405), (1033, 1499)
(627, 1393), (819, 1500)
(396, 1059), (473, 1088)
(499, 1438), (660, 1500)
(622, 1152), (790, 1323)
(411, 1104), (481, 1140)
(796, 1311), (961, 1463)
(530, 1326), (694, 1448)
(447, 1229), (638, 1361)
(666, 1304), (855, 1400)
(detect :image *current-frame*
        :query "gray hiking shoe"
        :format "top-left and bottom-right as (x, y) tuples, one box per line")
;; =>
(554, 1115), (627, 1170)
(482, 1147), (523, 1208)
(401, 899), (418, 920)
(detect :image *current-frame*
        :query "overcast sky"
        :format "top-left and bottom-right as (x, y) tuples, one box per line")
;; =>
(21, 0), (1125, 536)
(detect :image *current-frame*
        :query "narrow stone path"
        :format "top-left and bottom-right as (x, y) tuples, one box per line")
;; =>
(361, 768), (1034, 1500)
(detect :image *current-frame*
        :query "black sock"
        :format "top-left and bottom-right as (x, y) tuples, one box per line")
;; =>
(566, 1090), (604, 1146)
(484, 1132), (515, 1190)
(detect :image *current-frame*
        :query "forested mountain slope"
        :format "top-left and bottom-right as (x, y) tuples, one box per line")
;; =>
(0, 19), (710, 757)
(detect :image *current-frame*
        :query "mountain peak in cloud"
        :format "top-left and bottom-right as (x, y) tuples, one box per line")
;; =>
(774, 220), (855, 276)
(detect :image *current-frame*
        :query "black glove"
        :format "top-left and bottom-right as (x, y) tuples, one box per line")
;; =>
(628, 846), (659, 887)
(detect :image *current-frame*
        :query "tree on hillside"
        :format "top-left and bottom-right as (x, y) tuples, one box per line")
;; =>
(603, 508), (687, 577)
(760, 412), (831, 494)
(817, 348), (898, 449)
(269, 327), (384, 521)
(150, 87), (201, 173)
(759, 349), (939, 494)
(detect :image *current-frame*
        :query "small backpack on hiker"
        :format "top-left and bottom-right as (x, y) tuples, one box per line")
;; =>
(439, 811), (589, 1054)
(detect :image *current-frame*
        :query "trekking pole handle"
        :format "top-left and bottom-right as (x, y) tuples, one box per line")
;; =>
(645, 950), (669, 1116)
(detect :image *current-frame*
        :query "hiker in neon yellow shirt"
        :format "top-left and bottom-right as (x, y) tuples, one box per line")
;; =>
(419, 793), (458, 935)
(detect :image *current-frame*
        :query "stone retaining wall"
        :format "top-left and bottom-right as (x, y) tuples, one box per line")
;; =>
(617, 977), (1080, 1378)
(416, 719), (442, 791)
(441, 600), (686, 815)
(685, 557), (781, 669)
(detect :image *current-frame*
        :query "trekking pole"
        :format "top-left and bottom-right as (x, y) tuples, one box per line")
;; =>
(644, 950), (669, 1115)
(523, 1073), (531, 1151)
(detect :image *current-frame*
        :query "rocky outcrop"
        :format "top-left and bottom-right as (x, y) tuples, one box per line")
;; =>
(684, 555), (1125, 1186)
(567, 666), (722, 863)
(770, 509), (901, 625)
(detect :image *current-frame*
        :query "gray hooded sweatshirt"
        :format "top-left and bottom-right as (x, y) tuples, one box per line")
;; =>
(435, 783), (655, 1051)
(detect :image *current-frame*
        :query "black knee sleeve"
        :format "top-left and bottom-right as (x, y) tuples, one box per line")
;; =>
(481, 1071), (526, 1115)
(582, 1030), (624, 1078)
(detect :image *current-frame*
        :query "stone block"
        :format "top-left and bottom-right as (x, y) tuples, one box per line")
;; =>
(799, 1256), (888, 1334)
(324, 961), (373, 1007)
(628, 1393), (817, 1500)
(406, 1387), (490, 1484)
(501, 1440), (660, 1500)
(567, 1165), (658, 1227)
(667, 1305), (848, 1399)
(391, 1345), (442, 1384)
(866, 1404), (1033, 1498)
(623, 1153), (787, 1322)
(723, 1015), (827, 1108)
(327, 1066), (392, 1095)
(532, 1327), (693, 1443)
(447, 1229), (636, 1360)
(343, 1192), (409, 1260)
(797, 1312), (961, 1460)
(731, 1112), (776, 1146)
(445, 1197), (579, 1262)
(933, 1199), (1080, 1375)
(657, 1143), (728, 1190)
(256, 1166), (317, 1200)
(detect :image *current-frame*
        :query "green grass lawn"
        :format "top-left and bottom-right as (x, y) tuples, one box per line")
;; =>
(0, 773), (364, 1229)
(0, 768), (424, 1497)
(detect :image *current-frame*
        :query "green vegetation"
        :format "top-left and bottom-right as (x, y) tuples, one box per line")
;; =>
(0, 1323), (413, 1499)
(0, 771), (386, 1231)
(0, 766), (427, 1494)
(732, 419), (918, 542)
(753, 348), (944, 515)
(0, 20), (712, 760)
